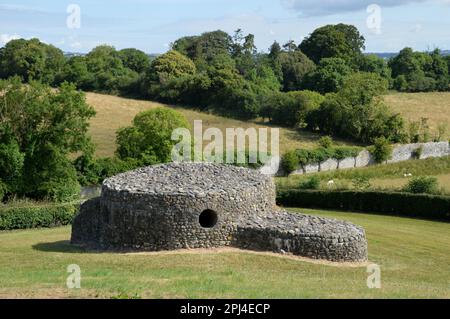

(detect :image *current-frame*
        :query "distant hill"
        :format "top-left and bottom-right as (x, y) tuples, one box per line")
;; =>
(367, 50), (450, 60)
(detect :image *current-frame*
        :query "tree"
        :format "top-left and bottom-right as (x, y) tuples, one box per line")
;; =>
(172, 30), (232, 63)
(299, 24), (365, 65)
(0, 38), (65, 85)
(0, 79), (95, 201)
(143, 50), (196, 98)
(302, 58), (352, 94)
(116, 108), (190, 165)
(429, 49), (449, 91)
(283, 40), (297, 53)
(308, 72), (405, 143)
(388, 47), (445, 92)
(357, 54), (392, 85)
(276, 51), (316, 91)
(262, 90), (324, 127)
(58, 56), (94, 89)
(118, 48), (151, 73)
(149, 50), (196, 81)
(269, 41), (282, 61)
(84, 45), (139, 94)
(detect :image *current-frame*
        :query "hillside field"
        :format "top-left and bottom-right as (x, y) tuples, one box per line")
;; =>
(0, 209), (449, 299)
(87, 91), (450, 158)
(86, 93), (354, 158)
(384, 91), (450, 140)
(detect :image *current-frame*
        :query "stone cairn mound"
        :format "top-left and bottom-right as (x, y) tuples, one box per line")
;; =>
(71, 163), (368, 262)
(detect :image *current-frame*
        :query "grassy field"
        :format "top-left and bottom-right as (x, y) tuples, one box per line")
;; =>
(385, 91), (450, 140)
(86, 93), (338, 158)
(86, 91), (450, 158)
(0, 209), (449, 299)
(276, 156), (450, 191)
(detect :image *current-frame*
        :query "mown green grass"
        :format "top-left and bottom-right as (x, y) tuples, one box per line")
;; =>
(0, 209), (448, 299)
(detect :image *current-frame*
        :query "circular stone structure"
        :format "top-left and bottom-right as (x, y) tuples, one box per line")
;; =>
(71, 163), (368, 262)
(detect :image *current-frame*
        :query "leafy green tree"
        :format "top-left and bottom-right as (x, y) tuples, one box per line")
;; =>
(276, 51), (316, 91)
(299, 24), (365, 65)
(83, 45), (139, 94)
(58, 56), (94, 89)
(172, 30), (232, 63)
(357, 54), (392, 85)
(0, 38), (65, 85)
(302, 58), (352, 94)
(388, 47), (447, 92)
(149, 50), (196, 81)
(261, 90), (324, 127)
(116, 108), (190, 165)
(118, 48), (151, 73)
(429, 49), (449, 91)
(268, 41), (282, 61)
(0, 79), (95, 201)
(308, 72), (405, 143)
(143, 50), (196, 98)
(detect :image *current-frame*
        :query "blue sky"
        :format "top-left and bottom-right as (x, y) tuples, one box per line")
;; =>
(0, 0), (449, 53)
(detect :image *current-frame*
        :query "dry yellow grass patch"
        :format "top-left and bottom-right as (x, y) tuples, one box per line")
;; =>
(86, 92), (340, 158)
(384, 92), (450, 139)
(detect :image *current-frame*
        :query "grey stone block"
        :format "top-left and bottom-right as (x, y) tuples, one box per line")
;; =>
(320, 159), (338, 172)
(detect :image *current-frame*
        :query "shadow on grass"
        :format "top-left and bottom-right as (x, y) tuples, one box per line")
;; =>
(32, 241), (91, 254)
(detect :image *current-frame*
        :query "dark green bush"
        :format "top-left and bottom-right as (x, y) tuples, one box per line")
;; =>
(411, 146), (423, 160)
(281, 151), (300, 175)
(403, 176), (439, 194)
(277, 189), (450, 221)
(298, 176), (321, 190)
(318, 136), (333, 149)
(370, 137), (393, 163)
(0, 203), (79, 230)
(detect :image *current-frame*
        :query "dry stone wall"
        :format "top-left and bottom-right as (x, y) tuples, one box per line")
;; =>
(289, 142), (450, 176)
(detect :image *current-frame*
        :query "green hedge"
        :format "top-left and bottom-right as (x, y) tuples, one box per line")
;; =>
(0, 202), (79, 230)
(277, 189), (450, 221)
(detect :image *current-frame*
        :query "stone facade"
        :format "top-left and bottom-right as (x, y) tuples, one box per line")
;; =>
(72, 163), (368, 262)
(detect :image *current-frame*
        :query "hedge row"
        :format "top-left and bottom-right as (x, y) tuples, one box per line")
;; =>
(277, 189), (450, 221)
(0, 203), (79, 230)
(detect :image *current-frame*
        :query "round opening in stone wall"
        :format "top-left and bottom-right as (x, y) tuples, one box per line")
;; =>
(199, 209), (218, 228)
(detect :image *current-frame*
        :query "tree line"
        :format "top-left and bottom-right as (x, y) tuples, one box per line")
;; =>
(1, 24), (450, 203)
(1, 25), (448, 145)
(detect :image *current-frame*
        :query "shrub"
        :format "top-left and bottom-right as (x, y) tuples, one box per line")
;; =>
(299, 176), (321, 190)
(411, 146), (423, 160)
(116, 108), (190, 166)
(370, 137), (393, 163)
(0, 180), (7, 202)
(403, 176), (439, 194)
(281, 151), (299, 175)
(277, 189), (450, 221)
(0, 203), (78, 230)
(318, 136), (333, 149)
(352, 176), (371, 190)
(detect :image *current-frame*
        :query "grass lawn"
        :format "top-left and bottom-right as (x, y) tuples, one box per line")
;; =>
(85, 92), (353, 158)
(0, 209), (449, 299)
(385, 91), (450, 140)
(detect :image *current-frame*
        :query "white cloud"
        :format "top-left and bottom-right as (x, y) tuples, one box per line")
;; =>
(0, 33), (20, 46)
(281, 0), (428, 16)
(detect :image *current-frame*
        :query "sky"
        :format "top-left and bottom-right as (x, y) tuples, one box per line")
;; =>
(0, 0), (449, 54)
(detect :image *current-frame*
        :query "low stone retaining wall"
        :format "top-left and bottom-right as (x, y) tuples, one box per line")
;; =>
(290, 142), (450, 175)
